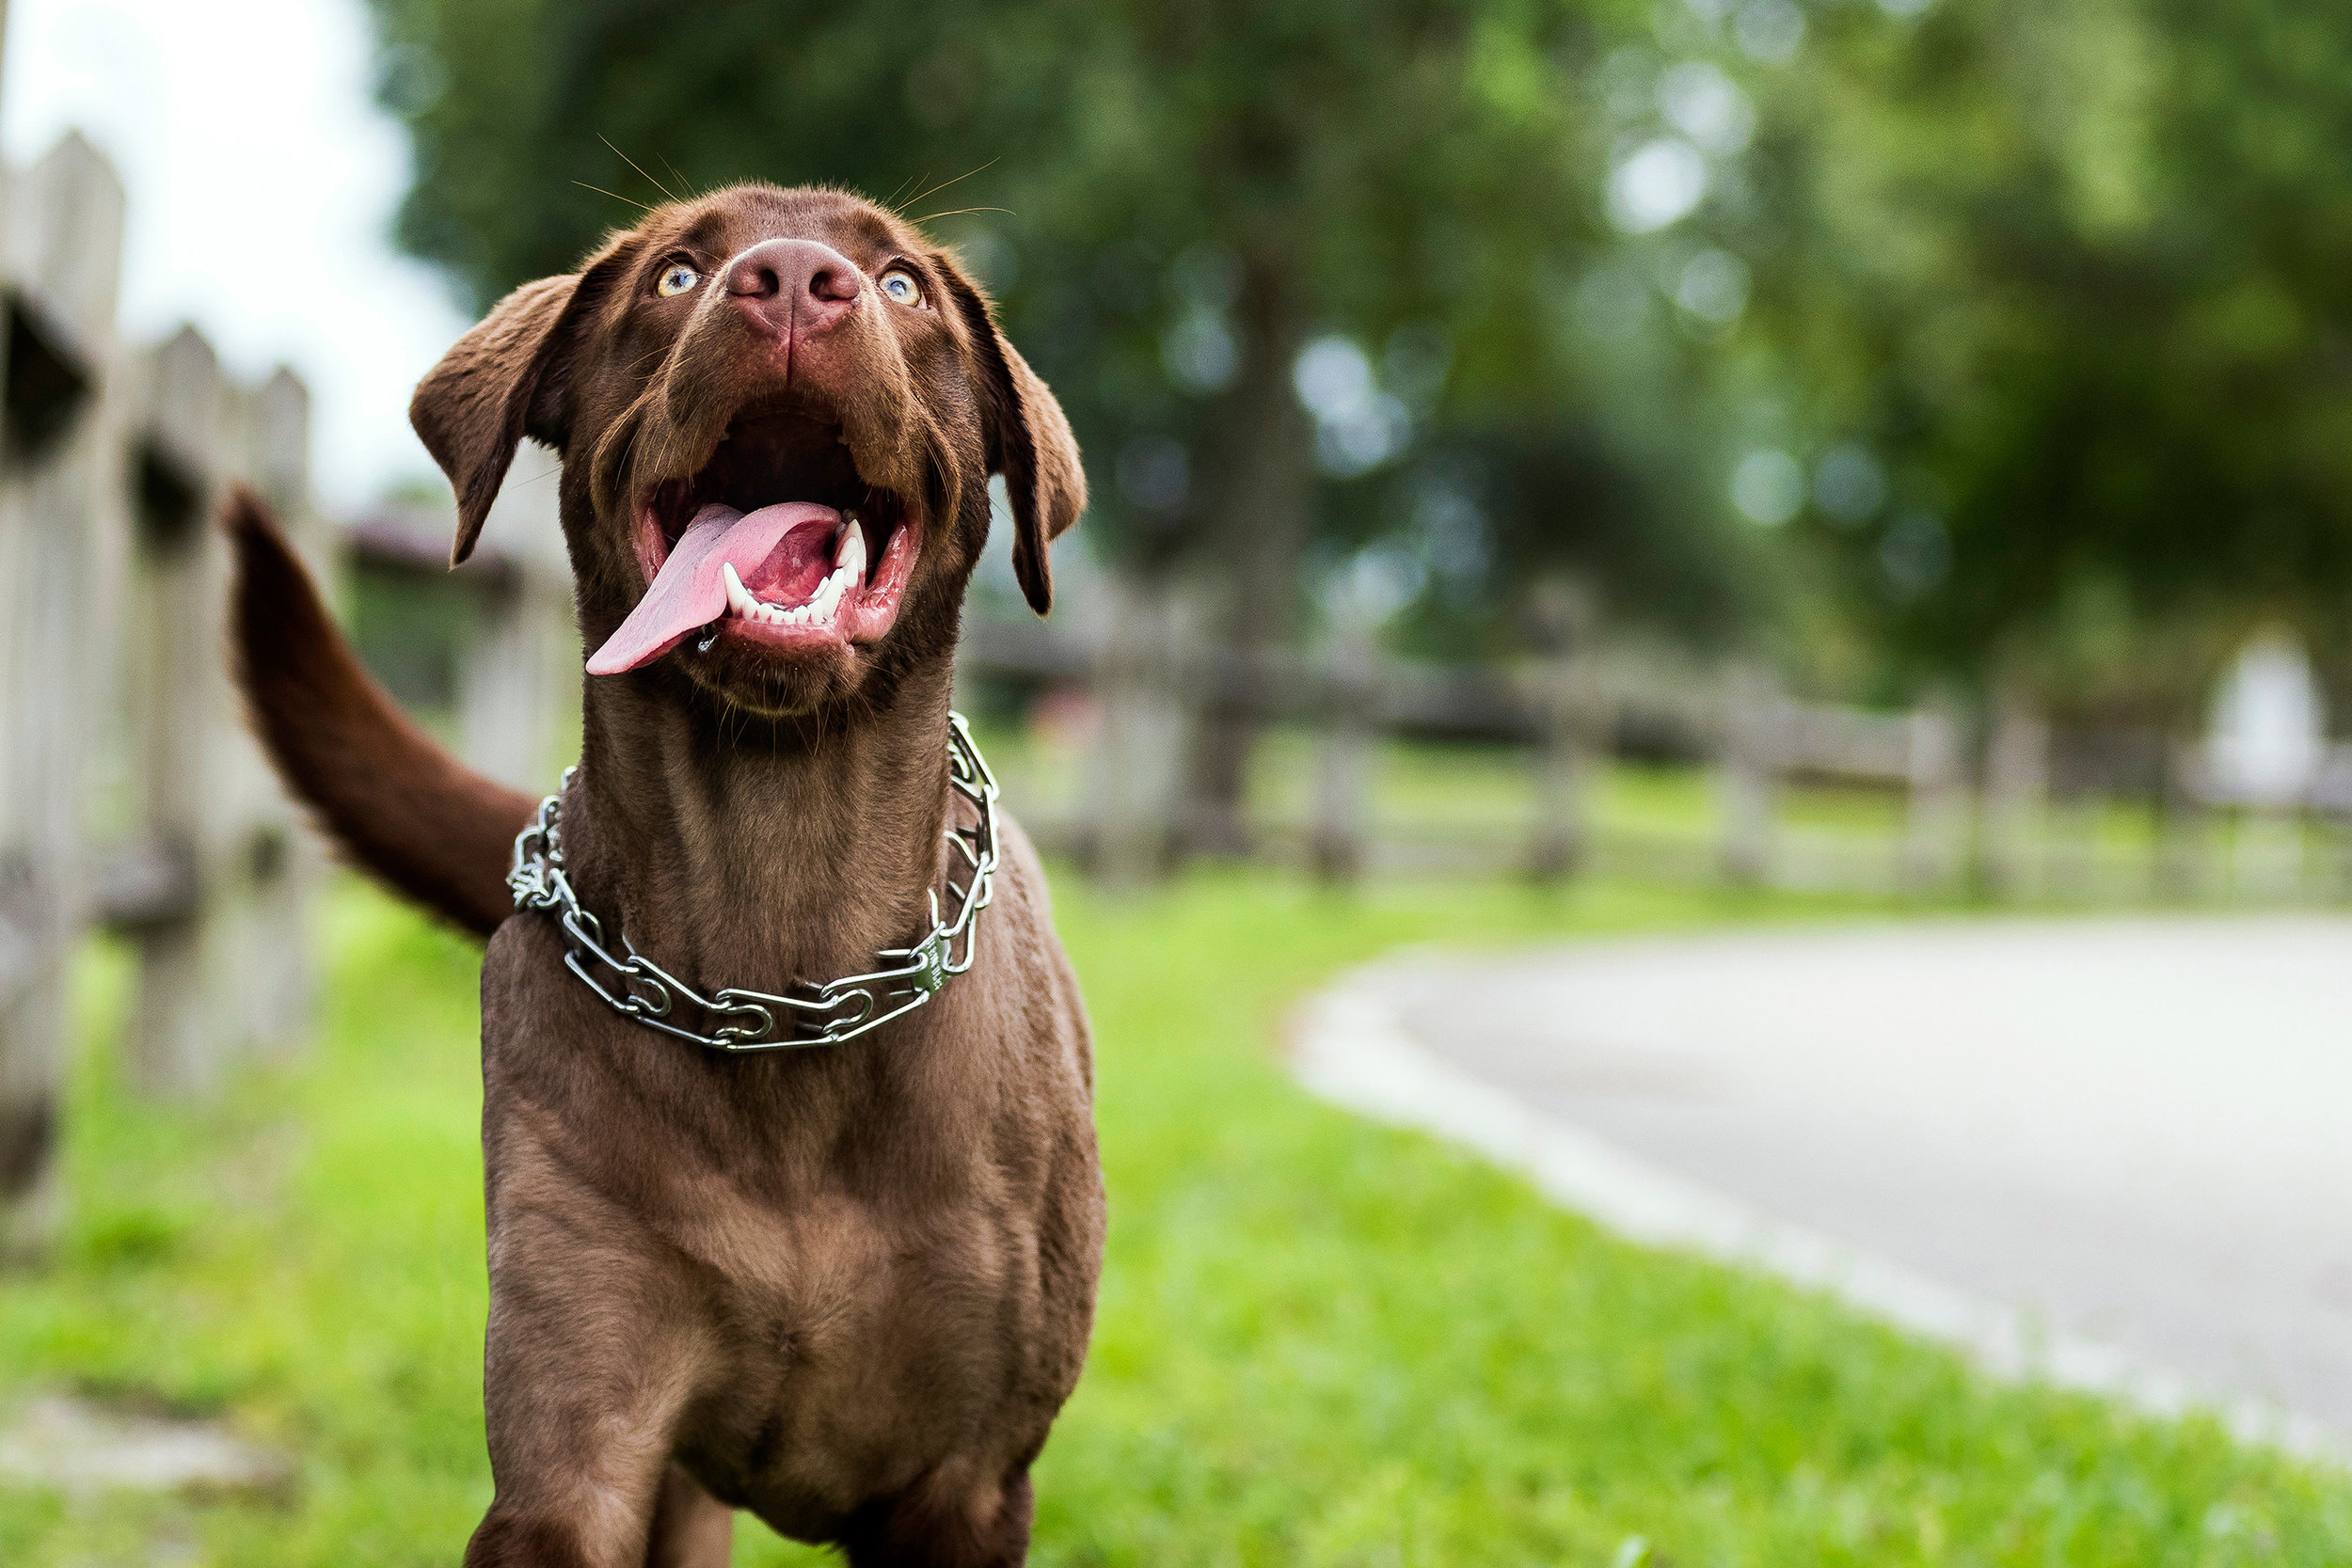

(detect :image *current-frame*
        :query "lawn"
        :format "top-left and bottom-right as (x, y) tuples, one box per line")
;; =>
(2, 869), (2346, 1565)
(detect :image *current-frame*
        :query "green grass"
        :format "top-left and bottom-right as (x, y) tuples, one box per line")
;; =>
(3, 871), (2348, 1564)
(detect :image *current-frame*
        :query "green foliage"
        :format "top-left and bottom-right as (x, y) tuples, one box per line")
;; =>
(365, 0), (1756, 654)
(365, 0), (2352, 700)
(1712, 0), (2352, 702)
(6, 876), (2350, 1563)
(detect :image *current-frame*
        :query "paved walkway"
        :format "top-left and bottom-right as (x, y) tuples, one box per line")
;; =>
(1295, 917), (2352, 1449)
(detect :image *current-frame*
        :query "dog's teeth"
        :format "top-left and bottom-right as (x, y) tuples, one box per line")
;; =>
(812, 563), (855, 618)
(835, 520), (866, 583)
(723, 562), (756, 619)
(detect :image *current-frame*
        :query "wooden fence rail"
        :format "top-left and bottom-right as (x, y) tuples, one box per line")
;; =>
(957, 601), (2309, 899)
(962, 609), (1961, 885)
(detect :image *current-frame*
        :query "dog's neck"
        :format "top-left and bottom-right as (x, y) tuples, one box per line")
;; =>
(564, 651), (960, 993)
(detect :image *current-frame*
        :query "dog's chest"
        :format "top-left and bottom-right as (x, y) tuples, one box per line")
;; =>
(486, 1062), (1046, 1474)
(658, 1169), (1048, 1513)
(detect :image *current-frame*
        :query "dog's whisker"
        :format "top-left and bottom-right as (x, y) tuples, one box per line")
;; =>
(575, 180), (658, 214)
(599, 135), (679, 204)
(900, 159), (997, 216)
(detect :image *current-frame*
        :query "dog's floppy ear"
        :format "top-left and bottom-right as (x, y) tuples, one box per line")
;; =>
(941, 266), (1086, 616)
(411, 241), (633, 566)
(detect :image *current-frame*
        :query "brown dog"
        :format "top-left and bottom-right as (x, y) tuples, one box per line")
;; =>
(225, 185), (1104, 1566)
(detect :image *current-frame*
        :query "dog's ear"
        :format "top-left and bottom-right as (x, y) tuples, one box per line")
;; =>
(940, 264), (1086, 616)
(411, 241), (634, 565)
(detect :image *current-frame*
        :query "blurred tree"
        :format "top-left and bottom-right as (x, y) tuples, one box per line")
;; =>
(1708, 0), (2352, 720)
(369, 0), (2352, 768)
(366, 0), (1758, 845)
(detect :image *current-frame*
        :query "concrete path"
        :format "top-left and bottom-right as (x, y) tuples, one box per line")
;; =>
(1294, 916), (2352, 1449)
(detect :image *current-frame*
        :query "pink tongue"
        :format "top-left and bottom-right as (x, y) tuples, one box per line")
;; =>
(586, 501), (841, 674)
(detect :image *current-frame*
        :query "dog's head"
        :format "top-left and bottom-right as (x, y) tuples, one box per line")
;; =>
(410, 184), (1084, 716)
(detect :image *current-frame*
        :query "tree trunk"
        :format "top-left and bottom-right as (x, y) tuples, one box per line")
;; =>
(1182, 251), (1313, 857)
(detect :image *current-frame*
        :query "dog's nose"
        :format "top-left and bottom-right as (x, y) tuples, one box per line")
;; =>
(725, 239), (861, 339)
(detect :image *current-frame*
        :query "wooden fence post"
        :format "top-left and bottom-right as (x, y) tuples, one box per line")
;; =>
(222, 366), (326, 1057)
(2154, 736), (2211, 900)
(1716, 664), (1780, 885)
(1086, 578), (1187, 889)
(121, 326), (230, 1095)
(118, 329), (322, 1094)
(458, 441), (577, 791)
(1308, 616), (1376, 885)
(1524, 579), (1597, 881)
(1980, 691), (2047, 899)
(460, 570), (577, 791)
(0, 133), (126, 1255)
(1901, 700), (1968, 894)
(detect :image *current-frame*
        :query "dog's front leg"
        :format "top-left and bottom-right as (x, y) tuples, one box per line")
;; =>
(841, 1464), (1037, 1568)
(463, 1178), (717, 1568)
(644, 1464), (734, 1567)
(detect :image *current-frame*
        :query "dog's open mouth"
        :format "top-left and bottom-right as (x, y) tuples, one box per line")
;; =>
(586, 413), (920, 675)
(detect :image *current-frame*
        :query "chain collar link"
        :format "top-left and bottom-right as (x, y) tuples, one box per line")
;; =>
(508, 714), (1000, 1052)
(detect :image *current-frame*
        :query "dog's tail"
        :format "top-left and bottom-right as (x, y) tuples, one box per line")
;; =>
(224, 485), (536, 940)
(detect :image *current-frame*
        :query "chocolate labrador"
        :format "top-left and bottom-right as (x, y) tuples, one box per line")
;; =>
(223, 184), (1104, 1567)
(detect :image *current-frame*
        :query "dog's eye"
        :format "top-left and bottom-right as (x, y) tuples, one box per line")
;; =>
(879, 268), (925, 308)
(656, 263), (701, 298)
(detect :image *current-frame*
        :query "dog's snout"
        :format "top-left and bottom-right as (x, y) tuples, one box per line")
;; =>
(725, 239), (861, 339)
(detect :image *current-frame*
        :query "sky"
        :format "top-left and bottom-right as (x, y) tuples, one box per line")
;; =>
(2, 0), (469, 510)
